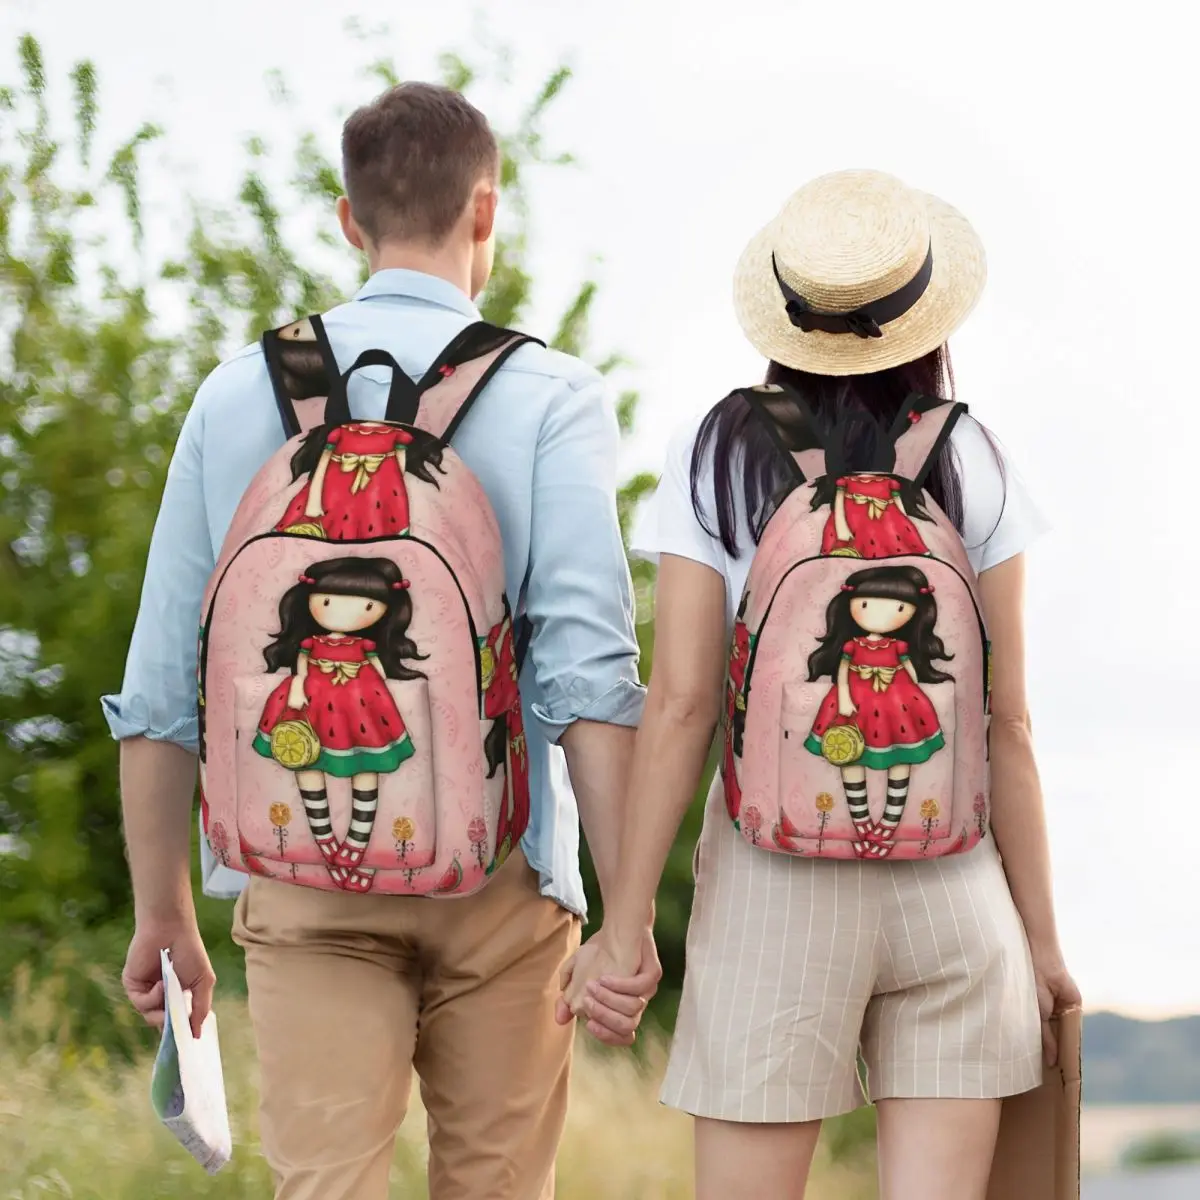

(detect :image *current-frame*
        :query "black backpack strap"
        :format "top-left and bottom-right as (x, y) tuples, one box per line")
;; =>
(262, 314), (347, 438)
(406, 322), (544, 442)
(737, 383), (829, 486)
(335, 348), (422, 425)
(890, 394), (969, 488)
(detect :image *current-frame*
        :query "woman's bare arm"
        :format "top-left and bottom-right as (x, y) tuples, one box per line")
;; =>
(596, 553), (728, 959)
(978, 554), (1058, 950)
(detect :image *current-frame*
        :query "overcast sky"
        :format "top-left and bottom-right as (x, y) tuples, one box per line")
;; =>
(3, 0), (1196, 1016)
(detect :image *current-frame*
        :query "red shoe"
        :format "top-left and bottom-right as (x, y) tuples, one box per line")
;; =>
(314, 834), (341, 864)
(863, 825), (898, 859)
(342, 867), (376, 894)
(852, 818), (874, 858)
(332, 843), (367, 869)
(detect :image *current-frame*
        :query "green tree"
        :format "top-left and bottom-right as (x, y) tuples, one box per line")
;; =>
(0, 32), (689, 1050)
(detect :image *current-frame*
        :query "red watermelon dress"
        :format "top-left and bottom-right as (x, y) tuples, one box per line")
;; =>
(821, 475), (929, 558)
(721, 616), (753, 822)
(276, 422), (414, 540)
(806, 637), (944, 769)
(254, 634), (414, 776)
(480, 617), (530, 862)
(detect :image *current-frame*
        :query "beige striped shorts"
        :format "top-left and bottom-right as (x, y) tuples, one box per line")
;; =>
(661, 778), (1043, 1124)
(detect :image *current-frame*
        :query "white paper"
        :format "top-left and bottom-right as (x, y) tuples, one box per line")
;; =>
(150, 948), (232, 1174)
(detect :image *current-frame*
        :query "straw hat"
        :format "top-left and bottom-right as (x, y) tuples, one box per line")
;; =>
(732, 169), (986, 376)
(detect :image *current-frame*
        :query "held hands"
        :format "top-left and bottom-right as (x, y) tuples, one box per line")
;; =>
(555, 927), (661, 1047)
(1031, 944), (1082, 1066)
(122, 919), (215, 1040)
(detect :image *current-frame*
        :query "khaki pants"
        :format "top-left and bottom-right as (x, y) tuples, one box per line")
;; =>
(232, 851), (581, 1200)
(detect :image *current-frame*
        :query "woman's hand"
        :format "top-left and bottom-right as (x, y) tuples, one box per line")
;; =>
(1031, 944), (1082, 1066)
(303, 501), (325, 520)
(287, 680), (307, 711)
(555, 927), (660, 1047)
(838, 692), (857, 719)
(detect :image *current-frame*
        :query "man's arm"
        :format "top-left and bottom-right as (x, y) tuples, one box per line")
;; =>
(104, 397), (217, 1037)
(523, 370), (645, 910)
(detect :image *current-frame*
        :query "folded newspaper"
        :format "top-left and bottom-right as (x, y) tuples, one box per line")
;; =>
(149, 948), (232, 1174)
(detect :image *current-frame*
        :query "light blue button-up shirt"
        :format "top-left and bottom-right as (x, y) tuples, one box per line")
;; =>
(102, 269), (645, 918)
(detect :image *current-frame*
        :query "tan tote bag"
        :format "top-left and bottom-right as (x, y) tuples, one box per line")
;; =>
(987, 1008), (1082, 1200)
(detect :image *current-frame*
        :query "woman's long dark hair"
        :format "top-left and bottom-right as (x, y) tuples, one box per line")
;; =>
(807, 565), (953, 685)
(289, 424), (447, 487)
(691, 346), (999, 556)
(263, 556), (426, 681)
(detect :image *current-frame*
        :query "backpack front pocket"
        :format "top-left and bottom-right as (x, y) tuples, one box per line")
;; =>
(234, 672), (437, 880)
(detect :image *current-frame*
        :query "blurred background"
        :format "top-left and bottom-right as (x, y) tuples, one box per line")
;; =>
(0, 1), (1196, 1196)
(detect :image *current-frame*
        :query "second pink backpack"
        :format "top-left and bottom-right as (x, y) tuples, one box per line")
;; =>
(197, 316), (538, 897)
(723, 385), (992, 861)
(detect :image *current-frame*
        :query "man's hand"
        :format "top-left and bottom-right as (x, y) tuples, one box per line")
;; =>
(555, 926), (661, 1047)
(123, 919), (215, 1040)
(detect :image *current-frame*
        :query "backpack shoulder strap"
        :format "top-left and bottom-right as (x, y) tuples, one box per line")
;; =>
(736, 383), (828, 485)
(890, 394), (968, 488)
(399, 322), (544, 442)
(262, 314), (350, 438)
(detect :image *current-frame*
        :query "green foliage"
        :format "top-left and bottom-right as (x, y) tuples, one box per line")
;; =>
(1120, 1130), (1200, 1169)
(0, 33), (674, 1049)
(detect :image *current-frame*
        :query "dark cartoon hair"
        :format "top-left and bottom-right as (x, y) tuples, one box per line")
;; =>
(690, 346), (1005, 556)
(263, 556), (426, 681)
(484, 717), (507, 780)
(289, 423), (447, 488)
(806, 565), (953, 686)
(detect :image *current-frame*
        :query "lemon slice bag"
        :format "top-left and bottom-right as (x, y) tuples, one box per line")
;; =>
(722, 385), (993, 862)
(195, 315), (539, 897)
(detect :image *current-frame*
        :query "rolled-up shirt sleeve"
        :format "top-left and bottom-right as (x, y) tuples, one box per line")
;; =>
(100, 392), (215, 752)
(524, 372), (645, 742)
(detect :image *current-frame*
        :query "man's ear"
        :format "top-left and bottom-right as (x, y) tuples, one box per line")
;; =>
(472, 181), (498, 245)
(337, 196), (366, 251)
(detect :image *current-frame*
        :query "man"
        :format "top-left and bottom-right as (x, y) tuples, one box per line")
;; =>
(107, 82), (659, 1200)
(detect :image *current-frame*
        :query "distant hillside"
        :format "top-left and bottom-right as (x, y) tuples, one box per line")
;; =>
(1086, 1012), (1200, 1104)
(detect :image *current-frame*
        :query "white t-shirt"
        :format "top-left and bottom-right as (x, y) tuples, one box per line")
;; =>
(631, 410), (1048, 628)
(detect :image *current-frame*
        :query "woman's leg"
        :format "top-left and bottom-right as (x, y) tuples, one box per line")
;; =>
(695, 1117), (823, 1200)
(875, 1097), (1000, 1200)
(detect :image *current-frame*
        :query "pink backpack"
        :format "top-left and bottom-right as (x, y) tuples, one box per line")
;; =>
(722, 386), (991, 861)
(197, 315), (538, 896)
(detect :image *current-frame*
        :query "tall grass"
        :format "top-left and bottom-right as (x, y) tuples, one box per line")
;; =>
(0, 968), (877, 1198)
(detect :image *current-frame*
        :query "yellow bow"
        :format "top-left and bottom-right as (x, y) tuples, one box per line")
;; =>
(312, 658), (363, 686)
(332, 452), (389, 494)
(847, 491), (892, 520)
(851, 664), (898, 692)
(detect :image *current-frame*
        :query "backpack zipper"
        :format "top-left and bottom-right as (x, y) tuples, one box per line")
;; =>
(197, 531), (481, 757)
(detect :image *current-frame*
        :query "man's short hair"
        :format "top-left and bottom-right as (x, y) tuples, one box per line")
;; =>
(341, 82), (499, 246)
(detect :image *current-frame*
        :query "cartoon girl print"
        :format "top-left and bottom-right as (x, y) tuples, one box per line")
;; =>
(276, 421), (447, 540)
(254, 556), (425, 892)
(480, 614), (529, 870)
(805, 565), (952, 858)
(722, 593), (753, 823)
(809, 472), (934, 559)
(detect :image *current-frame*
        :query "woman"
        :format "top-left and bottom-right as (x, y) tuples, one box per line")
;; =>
(563, 170), (1079, 1200)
